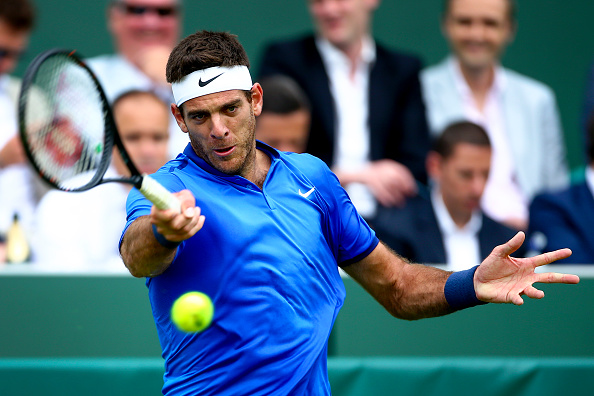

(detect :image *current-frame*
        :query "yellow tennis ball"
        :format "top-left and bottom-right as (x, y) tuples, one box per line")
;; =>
(171, 292), (214, 333)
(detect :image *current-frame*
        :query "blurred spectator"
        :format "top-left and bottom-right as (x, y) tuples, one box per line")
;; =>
(256, 75), (310, 153)
(32, 90), (169, 270)
(421, 0), (568, 231)
(258, 0), (430, 222)
(0, 0), (38, 246)
(581, 60), (594, 161)
(527, 114), (594, 264)
(86, 0), (187, 158)
(374, 121), (525, 270)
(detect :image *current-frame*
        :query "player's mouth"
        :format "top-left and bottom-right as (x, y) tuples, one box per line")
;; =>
(213, 146), (235, 157)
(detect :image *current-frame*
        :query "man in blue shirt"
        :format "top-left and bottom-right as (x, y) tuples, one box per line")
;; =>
(119, 31), (580, 396)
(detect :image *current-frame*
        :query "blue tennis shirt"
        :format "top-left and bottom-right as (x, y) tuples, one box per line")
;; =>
(122, 142), (379, 395)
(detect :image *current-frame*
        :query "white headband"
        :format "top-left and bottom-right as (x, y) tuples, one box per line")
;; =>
(171, 66), (253, 106)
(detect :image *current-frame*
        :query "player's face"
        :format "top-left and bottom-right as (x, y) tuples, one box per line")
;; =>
(443, 0), (513, 72)
(109, 0), (180, 56)
(256, 110), (310, 153)
(308, 0), (378, 50)
(430, 143), (491, 223)
(0, 20), (29, 76)
(112, 95), (170, 176)
(173, 85), (264, 178)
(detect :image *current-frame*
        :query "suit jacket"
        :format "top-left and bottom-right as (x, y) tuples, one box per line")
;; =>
(528, 181), (594, 264)
(421, 57), (569, 201)
(373, 190), (525, 264)
(258, 35), (430, 183)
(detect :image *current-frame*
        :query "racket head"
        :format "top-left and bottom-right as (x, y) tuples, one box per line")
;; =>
(18, 48), (141, 192)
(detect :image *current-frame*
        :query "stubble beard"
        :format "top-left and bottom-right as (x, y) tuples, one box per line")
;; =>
(189, 111), (257, 178)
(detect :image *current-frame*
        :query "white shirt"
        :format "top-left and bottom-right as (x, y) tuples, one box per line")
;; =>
(87, 54), (188, 159)
(31, 167), (129, 271)
(450, 58), (528, 225)
(586, 166), (594, 197)
(431, 185), (482, 270)
(316, 36), (377, 218)
(0, 75), (37, 237)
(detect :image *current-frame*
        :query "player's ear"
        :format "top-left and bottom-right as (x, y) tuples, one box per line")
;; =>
(251, 83), (263, 117)
(171, 103), (189, 133)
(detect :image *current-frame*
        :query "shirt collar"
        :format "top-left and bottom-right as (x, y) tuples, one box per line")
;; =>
(449, 56), (507, 98)
(431, 184), (482, 236)
(586, 166), (594, 196)
(316, 35), (376, 68)
(0, 75), (9, 93)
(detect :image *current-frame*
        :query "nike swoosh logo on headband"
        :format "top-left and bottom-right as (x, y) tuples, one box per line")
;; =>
(198, 73), (224, 87)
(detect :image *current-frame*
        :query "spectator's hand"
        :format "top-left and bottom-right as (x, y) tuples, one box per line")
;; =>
(150, 189), (205, 243)
(474, 231), (579, 305)
(0, 135), (26, 168)
(362, 159), (417, 207)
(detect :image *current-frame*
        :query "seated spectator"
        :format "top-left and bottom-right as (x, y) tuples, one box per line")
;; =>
(374, 121), (526, 269)
(31, 90), (169, 270)
(86, 0), (187, 158)
(421, 0), (569, 231)
(258, 0), (430, 222)
(256, 75), (310, 153)
(0, 0), (39, 246)
(527, 116), (594, 264)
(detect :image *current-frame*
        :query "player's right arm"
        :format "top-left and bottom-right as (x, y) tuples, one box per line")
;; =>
(120, 190), (205, 278)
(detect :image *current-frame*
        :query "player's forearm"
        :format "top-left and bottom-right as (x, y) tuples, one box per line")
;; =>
(386, 263), (453, 320)
(120, 216), (177, 278)
(345, 243), (454, 320)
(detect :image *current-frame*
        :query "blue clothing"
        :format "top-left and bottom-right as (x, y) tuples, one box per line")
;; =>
(528, 182), (594, 264)
(122, 142), (378, 395)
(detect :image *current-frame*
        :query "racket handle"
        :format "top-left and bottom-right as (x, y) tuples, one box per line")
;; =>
(139, 174), (182, 213)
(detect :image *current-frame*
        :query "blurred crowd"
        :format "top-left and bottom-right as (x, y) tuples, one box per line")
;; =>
(1, 0), (592, 270)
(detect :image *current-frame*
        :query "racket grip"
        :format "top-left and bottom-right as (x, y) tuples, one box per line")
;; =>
(139, 174), (182, 213)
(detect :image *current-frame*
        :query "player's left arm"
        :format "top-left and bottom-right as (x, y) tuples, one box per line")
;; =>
(343, 232), (580, 320)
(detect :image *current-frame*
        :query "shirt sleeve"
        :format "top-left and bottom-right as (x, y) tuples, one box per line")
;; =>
(306, 156), (379, 266)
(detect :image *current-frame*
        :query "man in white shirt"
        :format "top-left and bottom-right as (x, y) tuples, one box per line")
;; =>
(86, 0), (186, 159)
(0, 0), (38, 243)
(32, 90), (170, 270)
(373, 121), (526, 269)
(421, 0), (568, 231)
(259, 0), (430, 222)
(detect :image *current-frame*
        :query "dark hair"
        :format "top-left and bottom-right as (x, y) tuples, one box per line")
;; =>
(260, 75), (310, 115)
(443, 0), (516, 24)
(166, 30), (250, 84)
(432, 121), (491, 158)
(112, 89), (168, 112)
(0, 0), (35, 31)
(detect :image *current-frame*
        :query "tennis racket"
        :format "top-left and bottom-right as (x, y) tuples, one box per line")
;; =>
(18, 48), (180, 212)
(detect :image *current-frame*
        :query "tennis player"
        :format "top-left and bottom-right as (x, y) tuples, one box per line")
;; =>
(119, 31), (579, 396)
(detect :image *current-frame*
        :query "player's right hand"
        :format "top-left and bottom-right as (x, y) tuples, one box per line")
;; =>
(150, 189), (205, 243)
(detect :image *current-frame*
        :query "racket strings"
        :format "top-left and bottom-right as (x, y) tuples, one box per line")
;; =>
(21, 54), (106, 190)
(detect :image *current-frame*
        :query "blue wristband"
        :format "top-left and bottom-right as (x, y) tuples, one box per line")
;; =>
(152, 224), (182, 249)
(444, 265), (487, 310)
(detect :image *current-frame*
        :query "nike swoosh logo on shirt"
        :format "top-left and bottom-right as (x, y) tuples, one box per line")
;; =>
(198, 73), (224, 87)
(298, 187), (315, 198)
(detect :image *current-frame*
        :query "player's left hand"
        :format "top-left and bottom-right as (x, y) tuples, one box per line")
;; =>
(474, 231), (580, 305)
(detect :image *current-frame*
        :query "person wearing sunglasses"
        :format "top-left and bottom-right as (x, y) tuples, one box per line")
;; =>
(87, 0), (186, 160)
(0, 0), (38, 253)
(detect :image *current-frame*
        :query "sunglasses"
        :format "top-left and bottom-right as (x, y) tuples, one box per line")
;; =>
(0, 48), (25, 60)
(117, 3), (179, 17)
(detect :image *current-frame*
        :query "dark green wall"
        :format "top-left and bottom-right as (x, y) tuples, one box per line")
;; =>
(19, 0), (592, 169)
